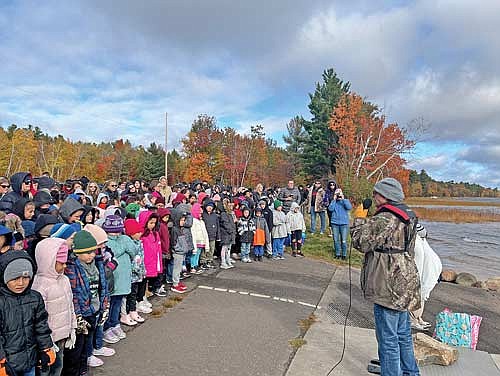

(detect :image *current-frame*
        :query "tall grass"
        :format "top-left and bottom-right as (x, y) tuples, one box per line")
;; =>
(413, 207), (500, 223)
(408, 198), (500, 207)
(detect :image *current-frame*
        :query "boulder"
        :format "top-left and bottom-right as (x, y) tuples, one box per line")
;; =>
(413, 332), (459, 366)
(485, 277), (500, 291)
(441, 269), (457, 282)
(455, 272), (477, 287)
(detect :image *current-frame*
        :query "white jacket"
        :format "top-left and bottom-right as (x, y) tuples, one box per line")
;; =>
(191, 218), (209, 249)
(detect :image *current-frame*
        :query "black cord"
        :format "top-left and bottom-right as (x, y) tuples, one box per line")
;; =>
(326, 242), (353, 376)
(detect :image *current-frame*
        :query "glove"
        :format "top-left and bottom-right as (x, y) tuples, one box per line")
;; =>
(38, 348), (56, 371)
(65, 329), (77, 349)
(76, 315), (90, 335)
(0, 358), (16, 376)
(99, 309), (109, 327)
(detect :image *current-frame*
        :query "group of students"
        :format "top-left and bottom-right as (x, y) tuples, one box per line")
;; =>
(0, 172), (315, 376)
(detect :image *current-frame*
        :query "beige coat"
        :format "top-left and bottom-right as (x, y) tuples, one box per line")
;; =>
(307, 187), (326, 212)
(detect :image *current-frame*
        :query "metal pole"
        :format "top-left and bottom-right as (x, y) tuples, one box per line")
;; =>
(165, 112), (168, 181)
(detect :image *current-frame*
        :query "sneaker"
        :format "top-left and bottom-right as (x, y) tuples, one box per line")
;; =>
(120, 313), (137, 326)
(143, 296), (153, 308)
(165, 278), (173, 284)
(279, 256), (285, 260)
(272, 256), (279, 260)
(201, 264), (209, 270)
(93, 346), (116, 357)
(195, 268), (204, 274)
(206, 262), (215, 269)
(103, 329), (120, 344)
(227, 263), (235, 268)
(154, 285), (168, 297)
(181, 271), (191, 278)
(297, 252), (305, 258)
(178, 282), (188, 290)
(220, 264), (230, 269)
(112, 325), (126, 340)
(171, 285), (186, 294)
(247, 258), (252, 263)
(136, 302), (152, 314)
(129, 311), (145, 323)
(292, 252), (297, 257)
(88, 355), (104, 367)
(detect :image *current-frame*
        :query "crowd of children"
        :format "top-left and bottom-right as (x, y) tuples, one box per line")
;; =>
(0, 173), (310, 375)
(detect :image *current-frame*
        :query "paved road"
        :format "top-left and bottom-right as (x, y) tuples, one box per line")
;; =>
(94, 256), (335, 376)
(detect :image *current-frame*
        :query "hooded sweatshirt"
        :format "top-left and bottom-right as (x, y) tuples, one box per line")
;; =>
(58, 197), (84, 224)
(32, 238), (77, 342)
(139, 211), (162, 277)
(0, 172), (32, 213)
(0, 251), (53, 373)
(157, 207), (171, 256)
(170, 209), (191, 255)
(286, 202), (306, 233)
(106, 233), (135, 296)
(190, 203), (209, 249)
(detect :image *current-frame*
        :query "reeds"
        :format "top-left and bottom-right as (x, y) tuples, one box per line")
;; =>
(413, 207), (500, 223)
(408, 198), (500, 207)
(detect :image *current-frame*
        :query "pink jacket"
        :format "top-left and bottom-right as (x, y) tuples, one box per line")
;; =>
(32, 238), (77, 342)
(139, 211), (163, 277)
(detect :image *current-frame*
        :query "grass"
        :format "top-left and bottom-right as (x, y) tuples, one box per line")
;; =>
(162, 295), (185, 309)
(407, 197), (500, 207)
(413, 207), (500, 223)
(301, 231), (363, 268)
(298, 314), (318, 332)
(288, 338), (307, 349)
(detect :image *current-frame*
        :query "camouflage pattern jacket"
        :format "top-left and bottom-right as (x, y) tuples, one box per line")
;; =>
(351, 203), (421, 312)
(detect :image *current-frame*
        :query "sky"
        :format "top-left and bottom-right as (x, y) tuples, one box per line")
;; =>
(0, 0), (499, 187)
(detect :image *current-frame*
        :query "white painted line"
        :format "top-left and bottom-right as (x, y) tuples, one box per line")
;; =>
(228, 289), (237, 293)
(273, 297), (280, 301)
(214, 287), (227, 292)
(287, 299), (295, 303)
(198, 285), (214, 290)
(249, 293), (271, 299)
(238, 291), (249, 295)
(298, 301), (317, 308)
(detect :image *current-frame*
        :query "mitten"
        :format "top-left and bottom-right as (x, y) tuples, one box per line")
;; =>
(99, 309), (109, 327)
(65, 329), (77, 349)
(38, 348), (56, 371)
(76, 315), (90, 334)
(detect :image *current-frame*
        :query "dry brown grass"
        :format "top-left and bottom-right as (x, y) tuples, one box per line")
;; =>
(298, 314), (318, 332)
(413, 207), (500, 223)
(408, 198), (500, 207)
(150, 308), (164, 318)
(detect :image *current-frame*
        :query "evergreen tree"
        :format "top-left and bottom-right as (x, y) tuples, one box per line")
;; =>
(283, 116), (307, 181)
(138, 142), (165, 181)
(302, 68), (350, 178)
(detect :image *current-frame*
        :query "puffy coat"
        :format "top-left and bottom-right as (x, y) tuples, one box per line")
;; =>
(32, 238), (77, 342)
(106, 234), (135, 296)
(0, 172), (32, 214)
(202, 210), (219, 241)
(64, 253), (108, 317)
(139, 211), (162, 277)
(0, 251), (53, 373)
(191, 218), (209, 249)
(328, 199), (352, 226)
(286, 202), (306, 233)
(237, 215), (255, 243)
(219, 211), (236, 246)
(253, 216), (270, 246)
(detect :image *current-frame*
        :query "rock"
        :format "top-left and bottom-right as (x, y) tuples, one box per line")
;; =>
(455, 272), (477, 287)
(485, 277), (500, 291)
(413, 333), (459, 366)
(441, 269), (457, 282)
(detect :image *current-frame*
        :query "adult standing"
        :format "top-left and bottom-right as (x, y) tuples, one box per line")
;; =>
(103, 180), (120, 206)
(351, 178), (421, 376)
(322, 180), (337, 233)
(308, 181), (326, 234)
(0, 172), (33, 213)
(252, 183), (265, 204)
(277, 180), (301, 214)
(328, 187), (352, 259)
(0, 177), (10, 201)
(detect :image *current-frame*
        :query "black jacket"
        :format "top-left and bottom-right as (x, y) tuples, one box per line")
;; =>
(219, 210), (236, 246)
(202, 210), (219, 241)
(0, 251), (53, 373)
(0, 172), (32, 214)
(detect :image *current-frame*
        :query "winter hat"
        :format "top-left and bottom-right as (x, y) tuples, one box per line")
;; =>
(3, 258), (33, 284)
(21, 220), (35, 237)
(254, 207), (263, 214)
(34, 214), (59, 237)
(84, 224), (108, 245)
(125, 203), (141, 218)
(416, 223), (427, 239)
(274, 199), (283, 209)
(0, 225), (14, 248)
(191, 203), (202, 220)
(212, 193), (221, 202)
(50, 223), (80, 240)
(56, 243), (69, 264)
(197, 192), (208, 204)
(102, 215), (124, 233)
(72, 230), (98, 254)
(124, 219), (143, 236)
(205, 201), (215, 209)
(155, 196), (165, 205)
(37, 176), (56, 190)
(373, 178), (405, 203)
(172, 193), (186, 205)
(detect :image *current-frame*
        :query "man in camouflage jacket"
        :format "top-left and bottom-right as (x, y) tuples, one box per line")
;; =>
(351, 178), (421, 376)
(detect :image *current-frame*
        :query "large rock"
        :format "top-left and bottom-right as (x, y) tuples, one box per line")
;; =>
(455, 272), (477, 287)
(441, 269), (457, 282)
(413, 333), (459, 366)
(485, 277), (500, 291)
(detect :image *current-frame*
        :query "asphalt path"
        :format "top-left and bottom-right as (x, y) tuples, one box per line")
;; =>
(94, 256), (336, 376)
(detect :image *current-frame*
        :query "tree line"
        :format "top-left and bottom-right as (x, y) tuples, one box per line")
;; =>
(2, 68), (497, 198)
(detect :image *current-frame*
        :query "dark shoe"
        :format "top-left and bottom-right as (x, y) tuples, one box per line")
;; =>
(292, 252), (297, 257)
(297, 252), (305, 258)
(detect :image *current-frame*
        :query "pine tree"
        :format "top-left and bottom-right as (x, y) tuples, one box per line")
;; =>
(302, 68), (350, 178)
(283, 116), (307, 181)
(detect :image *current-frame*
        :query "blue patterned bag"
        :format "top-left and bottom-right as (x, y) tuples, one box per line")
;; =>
(434, 308), (472, 348)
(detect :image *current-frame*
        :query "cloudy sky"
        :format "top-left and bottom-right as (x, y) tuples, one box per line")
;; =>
(1, 0), (499, 187)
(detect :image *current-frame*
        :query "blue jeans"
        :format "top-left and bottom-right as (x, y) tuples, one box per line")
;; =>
(332, 224), (348, 257)
(310, 208), (326, 233)
(253, 245), (264, 256)
(240, 242), (251, 260)
(373, 304), (420, 376)
(272, 237), (285, 257)
(104, 295), (124, 331)
(23, 367), (35, 376)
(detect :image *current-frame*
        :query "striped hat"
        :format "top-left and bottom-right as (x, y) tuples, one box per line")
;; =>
(72, 230), (98, 254)
(50, 223), (80, 240)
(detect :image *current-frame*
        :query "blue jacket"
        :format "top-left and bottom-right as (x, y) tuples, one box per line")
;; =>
(106, 234), (135, 296)
(328, 199), (352, 226)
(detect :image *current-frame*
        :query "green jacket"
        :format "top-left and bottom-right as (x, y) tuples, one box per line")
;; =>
(107, 234), (136, 296)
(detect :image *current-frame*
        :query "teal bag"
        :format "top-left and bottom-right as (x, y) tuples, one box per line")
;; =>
(433, 308), (472, 348)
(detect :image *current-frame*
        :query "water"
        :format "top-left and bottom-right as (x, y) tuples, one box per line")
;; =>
(423, 221), (500, 280)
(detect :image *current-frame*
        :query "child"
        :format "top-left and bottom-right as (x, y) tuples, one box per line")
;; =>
(271, 200), (288, 260)
(0, 251), (55, 376)
(63, 230), (108, 374)
(237, 206), (256, 263)
(169, 209), (190, 294)
(101, 215), (136, 334)
(253, 207), (270, 261)
(138, 211), (166, 297)
(32, 238), (77, 376)
(157, 208), (171, 282)
(190, 203), (209, 273)
(286, 202), (306, 257)
(258, 199), (273, 258)
(124, 219), (149, 318)
(0, 225), (14, 254)
(218, 199), (236, 269)
(201, 201), (219, 269)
